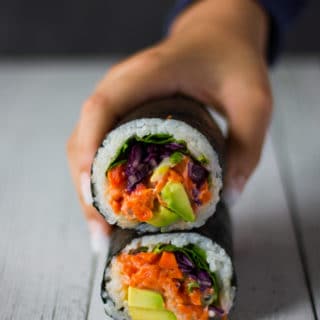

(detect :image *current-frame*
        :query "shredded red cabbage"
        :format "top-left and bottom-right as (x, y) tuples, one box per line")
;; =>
(188, 162), (209, 187)
(192, 188), (202, 206)
(125, 142), (185, 192)
(175, 252), (212, 291)
(125, 144), (150, 191)
(175, 251), (194, 273)
(123, 140), (209, 193)
(164, 142), (185, 151)
(209, 305), (225, 316)
(197, 270), (213, 291)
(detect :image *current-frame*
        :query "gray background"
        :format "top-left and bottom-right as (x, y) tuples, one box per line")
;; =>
(0, 0), (319, 55)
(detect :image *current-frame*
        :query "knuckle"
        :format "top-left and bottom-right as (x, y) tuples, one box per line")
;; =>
(106, 46), (169, 80)
(66, 135), (75, 155)
(81, 93), (106, 115)
(251, 149), (262, 169)
(138, 47), (169, 70)
(252, 86), (273, 114)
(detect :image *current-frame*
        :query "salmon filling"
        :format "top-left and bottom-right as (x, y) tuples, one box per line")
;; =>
(105, 135), (212, 226)
(116, 244), (226, 320)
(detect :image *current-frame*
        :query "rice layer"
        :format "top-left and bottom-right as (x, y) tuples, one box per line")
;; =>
(91, 118), (222, 232)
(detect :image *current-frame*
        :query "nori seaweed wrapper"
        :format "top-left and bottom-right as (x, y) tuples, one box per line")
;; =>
(101, 201), (237, 316)
(116, 95), (225, 169)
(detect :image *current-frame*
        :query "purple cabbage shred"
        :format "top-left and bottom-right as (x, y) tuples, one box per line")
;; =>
(175, 252), (212, 291)
(192, 188), (202, 206)
(188, 162), (209, 187)
(208, 305), (225, 316)
(124, 142), (184, 192)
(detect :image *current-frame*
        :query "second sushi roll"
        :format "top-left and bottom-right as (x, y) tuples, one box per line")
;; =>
(91, 97), (224, 232)
(101, 202), (236, 320)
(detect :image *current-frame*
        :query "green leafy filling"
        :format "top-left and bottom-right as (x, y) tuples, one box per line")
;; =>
(169, 152), (184, 165)
(107, 138), (131, 170)
(129, 246), (149, 255)
(107, 134), (187, 171)
(152, 243), (220, 303)
(197, 154), (209, 165)
(136, 133), (175, 144)
(187, 281), (200, 293)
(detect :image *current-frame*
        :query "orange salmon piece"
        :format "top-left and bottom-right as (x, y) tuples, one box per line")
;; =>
(122, 184), (155, 221)
(198, 181), (211, 203)
(107, 164), (126, 187)
(158, 252), (179, 269)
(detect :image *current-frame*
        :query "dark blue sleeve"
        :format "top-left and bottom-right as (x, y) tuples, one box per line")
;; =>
(166, 0), (306, 64)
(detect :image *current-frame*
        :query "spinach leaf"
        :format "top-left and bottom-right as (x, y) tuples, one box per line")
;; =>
(197, 154), (209, 165)
(106, 134), (187, 171)
(187, 281), (200, 293)
(107, 138), (131, 170)
(108, 159), (127, 170)
(169, 152), (184, 165)
(136, 133), (175, 144)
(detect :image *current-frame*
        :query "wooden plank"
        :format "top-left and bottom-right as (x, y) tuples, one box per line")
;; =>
(230, 136), (314, 319)
(87, 251), (111, 320)
(0, 60), (114, 320)
(271, 57), (320, 318)
(0, 58), (314, 319)
(84, 58), (314, 319)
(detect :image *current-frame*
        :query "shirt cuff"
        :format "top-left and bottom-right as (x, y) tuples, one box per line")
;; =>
(166, 0), (306, 65)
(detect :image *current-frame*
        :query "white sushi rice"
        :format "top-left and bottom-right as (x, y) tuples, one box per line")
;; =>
(103, 233), (235, 320)
(91, 118), (222, 232)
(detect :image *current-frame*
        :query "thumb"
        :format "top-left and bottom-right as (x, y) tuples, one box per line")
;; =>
(77, 46), (178, 174)
(221, 89), (272, 207)
(73, 46), (179, 250)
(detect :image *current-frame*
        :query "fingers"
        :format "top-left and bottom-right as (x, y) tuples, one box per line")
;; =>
(219, 79), (273, 206)
(67, 125), (111, 253)
(67, 45), (180, 252)
(77, 45), (178, 173)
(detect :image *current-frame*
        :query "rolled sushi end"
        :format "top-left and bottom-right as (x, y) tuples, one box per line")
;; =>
(91, 118), (222, 231)
(102, 233), (236, 320)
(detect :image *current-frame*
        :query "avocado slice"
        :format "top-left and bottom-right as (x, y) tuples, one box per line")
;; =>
(128, 287), (164, 309)
(150, 159), (171, 183)
(129, 307), (177, 320)
(147, 206), (180, 227)
(160, 181), (195, 222)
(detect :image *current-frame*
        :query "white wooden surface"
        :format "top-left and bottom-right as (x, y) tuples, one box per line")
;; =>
(271, 57), (320, 319)
(0, 58), (318, 320)
(0, 60), (113, 320)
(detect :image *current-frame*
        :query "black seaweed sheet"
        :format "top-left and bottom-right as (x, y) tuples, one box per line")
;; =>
(116, 95), (225, 168)
(98, 96), (236, 318)
(101, 201), (237, 317)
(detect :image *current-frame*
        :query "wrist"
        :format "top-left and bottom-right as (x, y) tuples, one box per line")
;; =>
(169, 0), (269, 59)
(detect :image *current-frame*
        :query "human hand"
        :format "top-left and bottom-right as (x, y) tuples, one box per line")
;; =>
(67, 0), (272, 251)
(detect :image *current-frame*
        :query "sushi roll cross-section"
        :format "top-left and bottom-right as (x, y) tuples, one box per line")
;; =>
(102, 233), (235, 320)
(91, 97), (224, 232)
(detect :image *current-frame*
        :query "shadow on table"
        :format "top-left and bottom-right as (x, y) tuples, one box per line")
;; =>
(230, 209), (318, 320)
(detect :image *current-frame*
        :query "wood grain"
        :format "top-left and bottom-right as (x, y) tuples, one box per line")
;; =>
(0, 58), (317, 320)
(271, 57), (320, 319)
(231, 137), (314, 319)
(0, 60), (115, 320)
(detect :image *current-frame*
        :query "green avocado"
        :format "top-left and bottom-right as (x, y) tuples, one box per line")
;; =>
(128, 287), (164, 309)
(147, 206), (180, 227)
(129, 307), (177, 320)
(160, 181), (195, 222)
(150, 159), (171, 183)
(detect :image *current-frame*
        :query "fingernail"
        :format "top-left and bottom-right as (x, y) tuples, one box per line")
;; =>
(88, 220), (110, 254)
(80, 172), (93, 205)
(223, 176), (246, 208)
